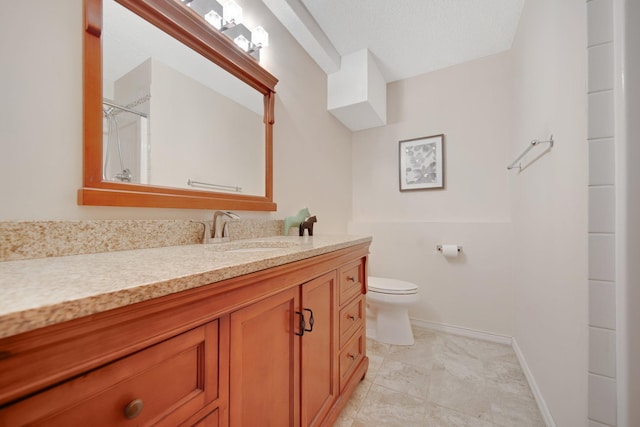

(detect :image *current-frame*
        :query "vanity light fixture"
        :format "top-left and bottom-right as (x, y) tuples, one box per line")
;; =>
(181, 0), (269, 61)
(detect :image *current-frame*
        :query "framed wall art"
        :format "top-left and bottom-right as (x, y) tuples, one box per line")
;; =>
(399, 134), (445, 191)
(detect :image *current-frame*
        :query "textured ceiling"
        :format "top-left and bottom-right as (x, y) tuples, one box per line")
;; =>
(300, 0), (525, 82)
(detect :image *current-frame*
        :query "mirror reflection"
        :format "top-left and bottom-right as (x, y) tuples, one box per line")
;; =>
(102, 0), (265, 196)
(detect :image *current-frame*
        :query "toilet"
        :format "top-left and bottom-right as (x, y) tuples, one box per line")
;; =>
(366, 276), (419, 346)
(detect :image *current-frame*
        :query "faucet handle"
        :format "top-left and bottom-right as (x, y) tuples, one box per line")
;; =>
(222, 213), (240, 237)
(191, 221), (213, 244)
(212, 211), (240, 239)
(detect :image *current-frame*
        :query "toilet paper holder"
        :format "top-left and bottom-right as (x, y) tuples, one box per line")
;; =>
(436, 245), (463, 253)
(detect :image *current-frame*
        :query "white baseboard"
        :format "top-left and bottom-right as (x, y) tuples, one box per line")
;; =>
(410, 318), (555, 427)
(512, 337), (556, 427)
(410, 318), (512, 345)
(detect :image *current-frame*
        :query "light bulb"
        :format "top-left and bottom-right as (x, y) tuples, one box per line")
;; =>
(204, 10), (222, 29)
(233, 34), (250, 52)
(251, 26), (269, 47)
(220, 0), (242, 25)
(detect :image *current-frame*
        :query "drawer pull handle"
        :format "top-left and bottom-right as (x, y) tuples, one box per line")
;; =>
(124, 398), (144, 419)
(347, 314), (356, 321)
(348, 353), (356, 360)
(347, 276), (356, 282)
(295, 311), (306, 336)
(304, 308), (314, 332)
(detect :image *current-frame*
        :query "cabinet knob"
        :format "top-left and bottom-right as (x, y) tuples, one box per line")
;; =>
(347, 276), (356, 282)
(348, 353), (356, 360)
(124, 398), (144, 419)
(347, 314), (356, 321)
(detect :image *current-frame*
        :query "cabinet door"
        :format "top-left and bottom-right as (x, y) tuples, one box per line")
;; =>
(300, 272), (338, 427)
(229, 287), (300, 427)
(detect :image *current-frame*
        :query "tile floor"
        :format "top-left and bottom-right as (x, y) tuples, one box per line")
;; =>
(335, 326), (546, 427)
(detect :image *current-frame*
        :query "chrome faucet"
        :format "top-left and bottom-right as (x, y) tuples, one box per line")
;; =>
(212, 211), (240, 239)
(194, 211), (240, 244)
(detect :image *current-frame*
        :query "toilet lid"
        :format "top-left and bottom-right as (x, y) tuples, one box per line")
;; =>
(368, 276), (418, 295)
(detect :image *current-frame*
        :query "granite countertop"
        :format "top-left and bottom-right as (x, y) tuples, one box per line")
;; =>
(0, 235), (371, 339)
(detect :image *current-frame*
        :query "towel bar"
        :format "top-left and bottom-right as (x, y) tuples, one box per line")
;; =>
(507, 135), (554, 171)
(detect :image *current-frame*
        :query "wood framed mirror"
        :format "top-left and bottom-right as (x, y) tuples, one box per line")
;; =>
(79, 0), (278, 210)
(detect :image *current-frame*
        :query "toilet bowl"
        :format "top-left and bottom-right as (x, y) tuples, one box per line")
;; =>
(366, 276), (419, 346)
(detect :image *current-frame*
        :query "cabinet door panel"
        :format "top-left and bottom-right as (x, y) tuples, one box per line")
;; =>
(230, 288), (300, 427)
(301, 272), (338, 427)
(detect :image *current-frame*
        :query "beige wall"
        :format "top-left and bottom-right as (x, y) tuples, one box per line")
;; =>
(510, 0), (588, 425)
(149, 59), (264, 195)
(262, 4), (353, 232)
(0, 0), (352, 232)
(349, 52), (515, 336)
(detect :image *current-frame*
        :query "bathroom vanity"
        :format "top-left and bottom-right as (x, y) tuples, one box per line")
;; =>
(0, 236), (370, 426)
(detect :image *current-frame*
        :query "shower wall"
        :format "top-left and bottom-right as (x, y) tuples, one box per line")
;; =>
(619, 0), (640, 424)
(586, 0), (618, 425)
(586, 0), (640, 425)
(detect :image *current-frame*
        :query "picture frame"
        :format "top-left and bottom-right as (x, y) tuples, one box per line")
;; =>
(399, 134), (445, 191)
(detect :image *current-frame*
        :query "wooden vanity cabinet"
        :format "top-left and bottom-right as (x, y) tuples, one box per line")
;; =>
(0, 243), (369, 427)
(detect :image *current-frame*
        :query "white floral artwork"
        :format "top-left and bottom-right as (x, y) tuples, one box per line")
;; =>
(399, 134), (444, 191)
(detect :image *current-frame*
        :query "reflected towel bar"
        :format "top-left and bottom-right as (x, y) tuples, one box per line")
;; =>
(507, 135), (554, 171)
(187, 179), (242, 193)
(103, 99), (148, 118)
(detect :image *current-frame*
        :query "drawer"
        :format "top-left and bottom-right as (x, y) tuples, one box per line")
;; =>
(339, 260), (365, 305)
(1, 322), (219, 427)
(339, 329), (364, 392)
(339, 296), (364, 347)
